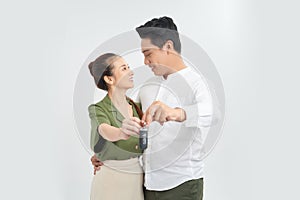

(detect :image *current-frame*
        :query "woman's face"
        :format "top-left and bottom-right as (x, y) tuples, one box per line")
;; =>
(110, 57), (134, 89)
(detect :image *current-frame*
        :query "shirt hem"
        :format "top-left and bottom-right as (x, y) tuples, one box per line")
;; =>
(144, 175), (204, 191)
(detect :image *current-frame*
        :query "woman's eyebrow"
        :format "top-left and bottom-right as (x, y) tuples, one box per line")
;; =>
(118, 64), (127, 68)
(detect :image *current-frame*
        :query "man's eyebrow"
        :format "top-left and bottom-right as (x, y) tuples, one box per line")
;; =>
(142, 49), (150, 54)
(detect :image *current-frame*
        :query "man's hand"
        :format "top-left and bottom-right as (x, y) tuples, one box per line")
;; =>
(142, 101), (186, 125)
(91, 154), (103, 175)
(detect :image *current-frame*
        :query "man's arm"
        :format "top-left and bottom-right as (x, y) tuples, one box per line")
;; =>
(142, 84), (213, 129)
(142, 101), (186, 125)
(91, 154), (103, 175)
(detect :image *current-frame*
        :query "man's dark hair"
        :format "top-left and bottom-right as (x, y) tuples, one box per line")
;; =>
(136, 16), (181, 53)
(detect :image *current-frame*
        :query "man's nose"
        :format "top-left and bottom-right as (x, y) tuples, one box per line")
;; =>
(144, 58), (150, 65)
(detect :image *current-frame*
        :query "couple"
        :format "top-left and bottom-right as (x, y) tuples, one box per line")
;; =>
(88, 16), (213, 200)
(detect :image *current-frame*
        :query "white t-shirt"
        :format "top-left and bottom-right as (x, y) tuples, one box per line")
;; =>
(137, 67), (213, 191)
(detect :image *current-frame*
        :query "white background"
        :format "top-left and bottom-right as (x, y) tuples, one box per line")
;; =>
(0, 0), (299, 199)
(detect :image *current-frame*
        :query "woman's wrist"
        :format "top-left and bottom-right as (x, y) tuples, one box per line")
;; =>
(119, 128), (130, 140)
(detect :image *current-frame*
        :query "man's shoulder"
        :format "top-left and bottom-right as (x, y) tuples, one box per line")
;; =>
(139, 76), (162, 90)
(184, 67), (202, 77)
(183, 67), (206, 84)
(143, 76), (162, 83)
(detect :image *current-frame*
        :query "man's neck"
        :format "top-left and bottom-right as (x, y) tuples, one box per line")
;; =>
(163, 57), (187, 79)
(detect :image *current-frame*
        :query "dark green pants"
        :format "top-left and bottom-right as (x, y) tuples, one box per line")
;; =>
(144, 178), (203, 200)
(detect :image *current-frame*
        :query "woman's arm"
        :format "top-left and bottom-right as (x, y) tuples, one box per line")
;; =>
(98, 117), (141, 142)
(98, 124), (129, 141)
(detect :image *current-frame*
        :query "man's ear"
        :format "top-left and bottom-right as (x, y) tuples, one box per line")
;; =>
(163, 40), (175, 54)
(103, 75), (114, 85)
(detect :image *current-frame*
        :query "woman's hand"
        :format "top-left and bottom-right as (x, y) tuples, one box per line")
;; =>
(120, 117), (141, 138)
(98, 117), (142, 141)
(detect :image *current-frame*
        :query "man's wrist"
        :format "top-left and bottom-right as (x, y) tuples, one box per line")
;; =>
(172, 108), (186, 122)
(178, 108), (186, 122)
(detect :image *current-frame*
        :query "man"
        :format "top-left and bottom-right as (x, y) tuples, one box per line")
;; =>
(92, 16), (213, 200)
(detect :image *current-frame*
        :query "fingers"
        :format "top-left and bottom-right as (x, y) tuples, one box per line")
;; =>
(121, 127), (138, 136)
(93, 166), (101, 175)
(90, 154), (97, 162)
(143, 104), (157, 125)
(130, 117), (141, 124)
(154, 108), (168, 124)
(145, 111), (153, 125)
(143, 101), (170, 125)
(153, 107), (162, 122)
(141, 111), (152, 125)
(141, 113), (146, 122)
(125, 119), (141, 132)
(91, 155), (103, 175)
(121, 118), (142, 136)
(93, 160), (103, 167)
(91, 155), (103, 166)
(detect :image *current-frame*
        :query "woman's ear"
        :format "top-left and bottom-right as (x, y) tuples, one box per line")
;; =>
(103, 75), (114, 86)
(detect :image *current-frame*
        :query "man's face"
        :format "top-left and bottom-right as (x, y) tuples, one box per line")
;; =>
(141, 38), (171, 77)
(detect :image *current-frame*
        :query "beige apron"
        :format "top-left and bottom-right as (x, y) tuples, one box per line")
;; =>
(90, 157), (144, 200)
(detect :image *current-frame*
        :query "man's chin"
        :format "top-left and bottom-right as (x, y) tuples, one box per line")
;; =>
(156, 73), (165, 77)
(152, 70), (161, 76)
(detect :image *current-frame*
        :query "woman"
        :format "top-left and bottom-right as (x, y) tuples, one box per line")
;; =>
(88, 53), (144, 200)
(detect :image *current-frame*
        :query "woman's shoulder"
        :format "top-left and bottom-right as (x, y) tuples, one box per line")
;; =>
(88, 95), (109, 112)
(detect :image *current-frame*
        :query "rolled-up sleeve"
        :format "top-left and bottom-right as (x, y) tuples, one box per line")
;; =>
(182, 82), (213, 129)
(88, 105), (110, 153)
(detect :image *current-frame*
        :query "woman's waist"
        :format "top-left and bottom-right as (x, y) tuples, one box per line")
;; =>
(103, 157), (143, 173)
(113, 137), (143, 154)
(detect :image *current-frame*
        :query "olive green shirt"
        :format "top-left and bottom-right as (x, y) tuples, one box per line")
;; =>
(88, 94), (143, 161)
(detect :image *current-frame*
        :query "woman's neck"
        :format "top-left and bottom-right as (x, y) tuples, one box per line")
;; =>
(108, 87), (132, 119)
(108, 87), (127, 106)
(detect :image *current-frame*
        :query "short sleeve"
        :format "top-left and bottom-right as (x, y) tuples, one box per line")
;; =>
(88, 104), (111, 153)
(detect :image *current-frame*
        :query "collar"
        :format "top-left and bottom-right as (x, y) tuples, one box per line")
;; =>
(160, 67), (190, 81)
(100, 94), (132, 112)
(98, 94), (136, 124)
